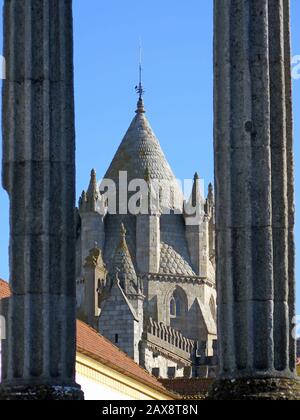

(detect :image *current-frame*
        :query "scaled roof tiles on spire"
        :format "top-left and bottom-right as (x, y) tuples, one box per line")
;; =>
(104, 101), (180, 185)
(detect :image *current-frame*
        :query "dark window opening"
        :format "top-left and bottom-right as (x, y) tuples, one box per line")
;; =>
(170, 290), (185, 318)
(168, 367), (176, 379)
(170, 297), (176, 317)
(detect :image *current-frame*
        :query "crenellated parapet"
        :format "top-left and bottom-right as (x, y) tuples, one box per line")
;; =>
(145, 317), (196, 360)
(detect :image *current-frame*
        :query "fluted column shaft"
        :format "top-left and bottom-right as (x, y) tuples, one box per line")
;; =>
(1, 0), (82, 398)
(214, 0), (296, 381)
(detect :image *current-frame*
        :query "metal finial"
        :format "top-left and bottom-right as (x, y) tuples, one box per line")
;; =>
(135, 40), (145, 100)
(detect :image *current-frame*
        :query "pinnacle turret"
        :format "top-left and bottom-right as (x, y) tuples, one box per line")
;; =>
(119, 223), (128, 250)
(191, 172), (202, 208)
(111, 223), (141, 295)
(205, 183), (215, 217)
(207, 183), (214, 204)
(79, 169), (100, 213)
(87, 169), (98, 203)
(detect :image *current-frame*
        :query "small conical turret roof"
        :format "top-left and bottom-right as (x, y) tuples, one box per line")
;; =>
(111, 223), (140, 295)
(87, 169), (98, 198)
(79, 169), (100, 212)
(191, 172), (202, 208)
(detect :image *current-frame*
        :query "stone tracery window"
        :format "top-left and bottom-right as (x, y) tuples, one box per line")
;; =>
(175, 296), (181, 316)
(170, 297), (176, 317)
(170, 290), (184, 318)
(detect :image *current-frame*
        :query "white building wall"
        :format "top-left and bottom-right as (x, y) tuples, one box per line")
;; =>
(76, 374), (133, 401)
(0, 313), (6, 383)
(75, 354), (169, 401)
(143, 347), (185, 379)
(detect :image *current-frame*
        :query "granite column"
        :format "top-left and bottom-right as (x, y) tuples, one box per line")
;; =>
(211, 0), (300, 400)
(0, 0), (83, 400)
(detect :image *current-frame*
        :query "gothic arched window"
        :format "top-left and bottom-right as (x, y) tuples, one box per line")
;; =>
(170, 290), (185, 318)
(170, 297), (176, 317)
(176, 297), (181, 316)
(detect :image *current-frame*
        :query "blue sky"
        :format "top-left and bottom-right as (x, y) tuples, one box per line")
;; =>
(0, 1), (299, 316)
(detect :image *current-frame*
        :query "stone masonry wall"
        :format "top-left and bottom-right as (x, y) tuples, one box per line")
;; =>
(99, 284), (141, 362)
(146, 278), (216, 342)
(136, 215), (160, 274)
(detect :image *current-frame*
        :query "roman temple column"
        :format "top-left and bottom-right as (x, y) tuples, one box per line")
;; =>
(211, 0), (300, 400)
(0, 0), (83, 400)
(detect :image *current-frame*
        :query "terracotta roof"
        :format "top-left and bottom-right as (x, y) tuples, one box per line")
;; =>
(160, 378), (214, 400)
(77, 320), (175, 396)
(0, 279), (174, 398)
(0, 279), (11, 299)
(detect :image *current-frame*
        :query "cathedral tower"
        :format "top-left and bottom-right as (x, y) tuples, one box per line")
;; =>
(76, 89), (217, 379)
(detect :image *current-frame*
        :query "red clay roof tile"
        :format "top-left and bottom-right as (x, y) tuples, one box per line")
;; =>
(0, 279), (11, 299)
(76, 319), (171, 394)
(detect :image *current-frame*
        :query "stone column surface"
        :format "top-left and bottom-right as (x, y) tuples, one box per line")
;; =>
(0, 0), (83, 400)
(210, 0), (300, 400)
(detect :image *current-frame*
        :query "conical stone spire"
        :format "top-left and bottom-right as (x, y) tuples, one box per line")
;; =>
(103, 99), (183, 212)
(111, 224), (140, 295)
(105, 102), (176, 182)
